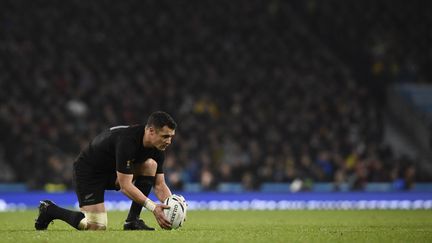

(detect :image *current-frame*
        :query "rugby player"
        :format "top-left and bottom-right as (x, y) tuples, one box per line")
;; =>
(35, 111), (176, 230)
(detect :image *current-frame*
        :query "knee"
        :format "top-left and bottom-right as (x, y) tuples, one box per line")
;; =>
(79, 212), (108, 230)
(135, 159), (157, 175)
(87, 223), (106, 230)
(145, 159), (158, 171)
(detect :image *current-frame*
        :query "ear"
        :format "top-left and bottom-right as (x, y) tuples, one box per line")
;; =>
(145, 126), (154, 135)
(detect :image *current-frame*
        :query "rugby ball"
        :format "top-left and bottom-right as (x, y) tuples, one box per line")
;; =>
(163, 194), (187, 229)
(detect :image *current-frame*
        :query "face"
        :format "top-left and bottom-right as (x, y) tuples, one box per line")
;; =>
(148, 125), (175, 151)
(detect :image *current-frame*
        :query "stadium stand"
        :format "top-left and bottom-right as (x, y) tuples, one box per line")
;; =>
(0, 0), (430, 192)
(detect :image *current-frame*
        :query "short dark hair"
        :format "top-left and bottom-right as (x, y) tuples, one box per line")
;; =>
(146, 111), (177, 130)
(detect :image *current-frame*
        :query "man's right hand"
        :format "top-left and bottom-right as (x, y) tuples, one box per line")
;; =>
(153, 204), (171, 229)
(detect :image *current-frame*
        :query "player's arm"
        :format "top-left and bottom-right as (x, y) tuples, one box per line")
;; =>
(154, 173), (172, 202)
(116, 172), (148, 206)
(117, 172), (171, 229)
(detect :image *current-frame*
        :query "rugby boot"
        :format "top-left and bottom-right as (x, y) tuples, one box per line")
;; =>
(123, 219), (155, 231)
(35, 200), (55, 230)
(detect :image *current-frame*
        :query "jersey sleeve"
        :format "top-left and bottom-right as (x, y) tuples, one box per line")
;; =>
(115, 138), (136, 174)
(156, 152), (165, 174)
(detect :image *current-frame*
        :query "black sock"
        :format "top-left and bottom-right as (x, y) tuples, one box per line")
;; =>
(47, 204), (85, 230)
(126, 176), (155, 222)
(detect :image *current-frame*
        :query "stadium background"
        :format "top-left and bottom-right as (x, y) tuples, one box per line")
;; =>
(0, 0), (432, 211)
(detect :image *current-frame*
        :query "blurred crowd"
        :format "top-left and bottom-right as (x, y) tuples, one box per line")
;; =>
(292, 0), (431, 92)
(0, 0), (425, 192)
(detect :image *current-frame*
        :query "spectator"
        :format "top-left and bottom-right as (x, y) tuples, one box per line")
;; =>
(0, 0), (426, 191)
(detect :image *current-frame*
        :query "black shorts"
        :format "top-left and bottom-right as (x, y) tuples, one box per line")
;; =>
(73, 160), (119, 207)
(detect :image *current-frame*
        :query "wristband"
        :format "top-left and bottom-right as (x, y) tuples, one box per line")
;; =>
(144, 198), (156, 212)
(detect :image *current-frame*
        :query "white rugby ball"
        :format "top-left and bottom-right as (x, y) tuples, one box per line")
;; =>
(163, 194), (187, 229)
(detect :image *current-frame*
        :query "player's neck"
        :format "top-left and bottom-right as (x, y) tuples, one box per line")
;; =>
(142, 131), (151, 147)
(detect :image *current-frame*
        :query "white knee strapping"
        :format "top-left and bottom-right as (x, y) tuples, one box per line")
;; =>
(86, 212), (108, 229)
(78, 212), (108, 230)
(78, 217), (87, 230)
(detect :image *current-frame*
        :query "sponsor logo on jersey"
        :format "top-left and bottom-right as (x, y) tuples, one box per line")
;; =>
(126, 160), (130, 169)
(126, 158), (136, 169)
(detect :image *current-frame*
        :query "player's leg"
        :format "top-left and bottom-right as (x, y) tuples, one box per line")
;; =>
(123, 158), (157, 230)
(72, 174), (110, 230)
(35, 200), (87, 230)
(79, 203), (108, 230)
(35, 163), (109, 231)
(35, 190), (107, 230)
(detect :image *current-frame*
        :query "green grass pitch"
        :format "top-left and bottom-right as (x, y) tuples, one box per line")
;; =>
(0, 210), (431, 242)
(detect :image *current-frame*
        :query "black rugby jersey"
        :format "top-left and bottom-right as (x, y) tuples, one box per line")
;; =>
(76, 124), (165, 174)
